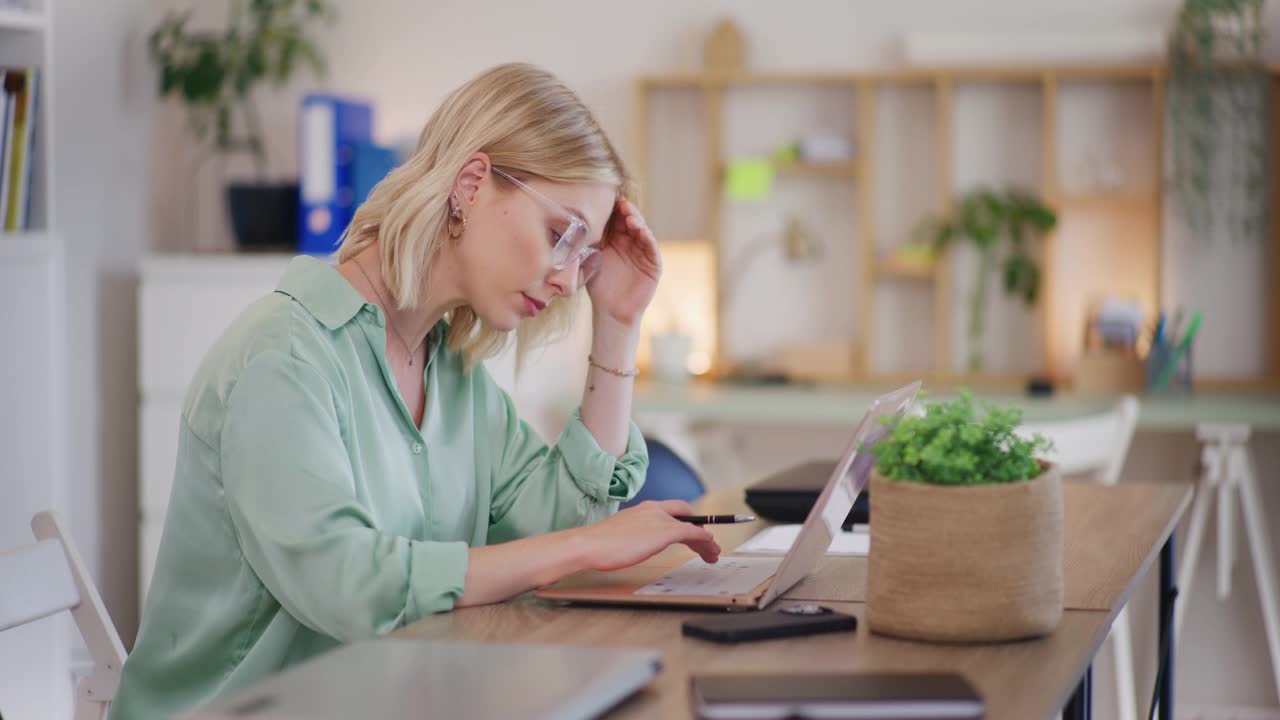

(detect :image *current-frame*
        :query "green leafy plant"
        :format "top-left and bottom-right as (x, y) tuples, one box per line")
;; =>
(148, 0), (336, 177)
(874, 391), (1052, 485)
(1168, 0), (1269, 243)
(917, 189), (1057, 372)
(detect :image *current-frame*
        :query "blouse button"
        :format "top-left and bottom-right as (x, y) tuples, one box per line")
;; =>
(411, 442), (423, 455)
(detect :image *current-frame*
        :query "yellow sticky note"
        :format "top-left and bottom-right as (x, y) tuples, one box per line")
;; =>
(724, 158), (773, 202)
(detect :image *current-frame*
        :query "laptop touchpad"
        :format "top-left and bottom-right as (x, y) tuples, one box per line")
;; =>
(634, 557), (781, 596)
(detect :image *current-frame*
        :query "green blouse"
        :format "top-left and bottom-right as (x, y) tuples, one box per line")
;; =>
(109, 256), (648, 719)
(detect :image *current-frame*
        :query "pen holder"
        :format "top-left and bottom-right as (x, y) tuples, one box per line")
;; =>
(1145, 339), (1193, 395)
(1074, 349), (1146, 395)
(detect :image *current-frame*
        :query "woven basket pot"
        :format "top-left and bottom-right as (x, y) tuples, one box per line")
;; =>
(865, 463), (1064, 643)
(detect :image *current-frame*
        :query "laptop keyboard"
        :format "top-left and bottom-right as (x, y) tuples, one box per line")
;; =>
(634, 556), (782, 597)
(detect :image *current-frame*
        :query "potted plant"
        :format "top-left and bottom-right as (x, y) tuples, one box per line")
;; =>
(917, 189), (1057, 372)
(148, 0), (335, 249)
(865, 391), (1063, 643)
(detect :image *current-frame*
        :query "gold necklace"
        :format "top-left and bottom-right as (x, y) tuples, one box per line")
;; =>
(355, 256), (421, 366)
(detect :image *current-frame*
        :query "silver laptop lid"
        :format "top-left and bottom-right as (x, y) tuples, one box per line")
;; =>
(184, 639), (662, 720)
(759, 381), (922, 608)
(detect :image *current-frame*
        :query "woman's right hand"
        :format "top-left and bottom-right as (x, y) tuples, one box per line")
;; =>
(579, 500), (721, 572)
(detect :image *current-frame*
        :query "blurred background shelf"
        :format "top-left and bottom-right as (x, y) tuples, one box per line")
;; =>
(636, 60), (1222, 386)
(874, 255), (937, 281)
(0, 7), (48, 31)
(774, 160), (860, 177)
(1055, 191), (1159, 208)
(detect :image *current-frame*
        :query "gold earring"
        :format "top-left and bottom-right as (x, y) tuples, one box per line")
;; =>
(448, 193), (466, 239)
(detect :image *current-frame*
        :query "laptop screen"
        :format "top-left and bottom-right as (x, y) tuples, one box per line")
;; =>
(761, 381), (922, 607)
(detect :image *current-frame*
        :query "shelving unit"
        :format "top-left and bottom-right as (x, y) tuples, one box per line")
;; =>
(0, 0), (54, 236)
(0, 4), (70, 717)
(633, 60), (1280, 390)
(0, 6), (47, 31)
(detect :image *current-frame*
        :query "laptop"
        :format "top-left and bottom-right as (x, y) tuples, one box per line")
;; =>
(691, 672), (984, 719)
(183, 639), (662, 720)
(536, 381), (921, 611)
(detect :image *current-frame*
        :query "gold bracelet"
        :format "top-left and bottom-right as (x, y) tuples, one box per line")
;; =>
(588, 354), (640, 378)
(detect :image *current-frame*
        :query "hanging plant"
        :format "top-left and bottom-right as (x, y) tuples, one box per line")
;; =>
(1167, 0), (1270, 243)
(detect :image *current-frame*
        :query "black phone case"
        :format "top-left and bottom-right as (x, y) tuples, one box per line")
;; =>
(682, 607), (857, 643)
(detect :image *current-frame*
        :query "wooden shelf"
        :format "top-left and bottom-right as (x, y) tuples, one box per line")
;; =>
(639, 63), (1204, 91)
(1055, 191), (1158, 208)
(714, 160), (859, 179)
(775, 160), (859, 177)
(635, 56), (1280, 387)
(874, 256), (936, 281)
(0, 7), (47, 31)
(642, 70), (859, 88)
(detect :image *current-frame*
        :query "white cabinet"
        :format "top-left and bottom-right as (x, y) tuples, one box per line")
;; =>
(136, 254), (293, 608)
(0, 235), (71, 720)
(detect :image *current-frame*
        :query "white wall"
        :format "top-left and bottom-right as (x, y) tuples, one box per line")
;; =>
(54, 0), (154, 667)
(154, 0), (1280, 386)
(7, 0), (1276, 717)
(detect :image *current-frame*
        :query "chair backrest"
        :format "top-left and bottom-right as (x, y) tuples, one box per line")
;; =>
(0, 538), (80, 632)
(1018, 395), (1140, 485)
(30, 512), (128, 673)
(1, 511), (127, 720)
(621, 437), (706, 509)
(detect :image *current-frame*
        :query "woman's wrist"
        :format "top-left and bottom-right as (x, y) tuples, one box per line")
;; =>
(542, 526), (596, 582)
(589, 314), (641, 371)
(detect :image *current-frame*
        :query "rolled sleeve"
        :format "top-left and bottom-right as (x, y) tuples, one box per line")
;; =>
(483, 370), (650, 544)
(405, 540), (469, 618)
(555, 409), (649, 503)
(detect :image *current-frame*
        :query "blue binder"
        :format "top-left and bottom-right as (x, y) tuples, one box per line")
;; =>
(298, 94), (373, 255)
(351, 141), (399, 207)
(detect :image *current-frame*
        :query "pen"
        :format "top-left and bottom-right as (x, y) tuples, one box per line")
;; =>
(675, 514), (756, 525)
(1154, 309), (1201, 390)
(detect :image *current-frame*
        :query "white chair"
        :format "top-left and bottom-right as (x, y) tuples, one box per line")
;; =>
(0, 511), (127, 720)
(1020, 395), (1141, 720)
(1174, 424), (1280, 706)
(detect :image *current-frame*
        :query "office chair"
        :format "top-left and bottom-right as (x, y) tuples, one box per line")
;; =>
(1020, 395), (1140, 720)
(621, 437), (705, 509)
(0, 511), (127, 720)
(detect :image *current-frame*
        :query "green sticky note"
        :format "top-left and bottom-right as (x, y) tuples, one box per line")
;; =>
(724, 158), (773, 202)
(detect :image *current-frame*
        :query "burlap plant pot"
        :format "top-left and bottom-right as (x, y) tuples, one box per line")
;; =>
(865, 463), (1064, 643)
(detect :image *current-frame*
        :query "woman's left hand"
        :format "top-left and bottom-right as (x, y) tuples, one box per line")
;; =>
(587, 198), (661, 328)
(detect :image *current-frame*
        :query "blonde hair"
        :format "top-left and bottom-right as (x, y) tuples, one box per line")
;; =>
(337, 63), (634, 368)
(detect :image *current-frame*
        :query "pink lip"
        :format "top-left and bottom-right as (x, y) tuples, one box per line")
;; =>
(521, 293), (546, 316)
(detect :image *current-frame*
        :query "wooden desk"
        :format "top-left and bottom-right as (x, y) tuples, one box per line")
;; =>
(396, 600), (1113, 720)
(396, 480), (1191, 720)
(681, 480), (1192, 612)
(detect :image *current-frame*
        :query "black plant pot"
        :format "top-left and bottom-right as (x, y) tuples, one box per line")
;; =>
(227, 182), (299, 250)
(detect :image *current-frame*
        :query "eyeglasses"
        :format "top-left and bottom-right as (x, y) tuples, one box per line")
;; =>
(491, 167), (603, 284)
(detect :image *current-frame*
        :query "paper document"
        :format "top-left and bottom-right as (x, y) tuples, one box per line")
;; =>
(736, 524), (871, 556)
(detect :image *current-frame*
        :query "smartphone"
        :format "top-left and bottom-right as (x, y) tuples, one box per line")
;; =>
(681, 604), (857, 643)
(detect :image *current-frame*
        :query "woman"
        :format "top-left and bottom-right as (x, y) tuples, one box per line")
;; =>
(110, 63), (720, 719)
